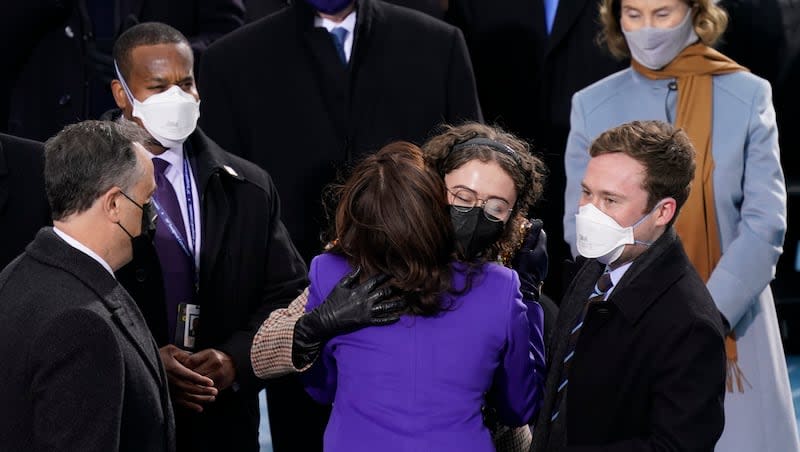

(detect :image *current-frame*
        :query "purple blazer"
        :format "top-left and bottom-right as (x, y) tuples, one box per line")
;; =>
(303, 253), (542, 452)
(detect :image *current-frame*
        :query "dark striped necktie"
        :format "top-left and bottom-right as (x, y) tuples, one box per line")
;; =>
(550, 269), (613, 423)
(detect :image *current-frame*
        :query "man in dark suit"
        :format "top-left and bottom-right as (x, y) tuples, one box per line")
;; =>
(107, 22), (307, 452)
(531, 121), (726, 452)
(0, 0), (245, 141)
(447, 0), (628, 300)
(0, 133), (50, 269)
(0, 120), (174, 452)
(198, 2), (481, 449)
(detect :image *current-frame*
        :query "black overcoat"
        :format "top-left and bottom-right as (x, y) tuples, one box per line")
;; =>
(531, 228), (727, 452)
(0, 133), (50, 269)
(116, 127), (308, 452)
(0, 228), (175, 452)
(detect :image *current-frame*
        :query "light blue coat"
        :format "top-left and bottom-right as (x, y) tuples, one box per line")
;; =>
(563, 67), (798, 452)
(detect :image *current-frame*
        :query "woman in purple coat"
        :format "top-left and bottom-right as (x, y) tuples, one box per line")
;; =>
(302, 140), (542, 451)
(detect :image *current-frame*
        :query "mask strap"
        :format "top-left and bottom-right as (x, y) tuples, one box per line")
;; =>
(631, 201), (664, 247)
(114, 60), (137, 104)
(117, 221), (135, 240)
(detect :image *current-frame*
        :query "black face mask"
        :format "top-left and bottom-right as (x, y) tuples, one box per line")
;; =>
(118, 192), (159, 251)
(450, 206), (505, 260)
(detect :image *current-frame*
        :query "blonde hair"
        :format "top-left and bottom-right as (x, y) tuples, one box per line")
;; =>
(597, 0), (729, 59)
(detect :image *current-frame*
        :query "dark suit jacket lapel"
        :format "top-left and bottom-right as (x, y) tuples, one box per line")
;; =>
(26, 228), (164, 384)
(0, 139), (8, 213)
(349, 0), (383, 149)
(188, 130), (240, 284)
(608, 228), (686, 325)
(545, 0), (590, 56)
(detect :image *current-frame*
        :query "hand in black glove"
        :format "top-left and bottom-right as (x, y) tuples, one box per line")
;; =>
(511, 219), (548, 302)
(292, 267), (406, 369)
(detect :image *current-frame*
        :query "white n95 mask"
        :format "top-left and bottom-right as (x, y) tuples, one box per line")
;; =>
(575, 203), (655, 264)
(114, 61), (200, 149)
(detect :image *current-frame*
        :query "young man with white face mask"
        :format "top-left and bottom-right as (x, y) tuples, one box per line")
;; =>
(106, 22), (308, 452)
(532, 120), (727, 452)
(563, 1), (797, 450)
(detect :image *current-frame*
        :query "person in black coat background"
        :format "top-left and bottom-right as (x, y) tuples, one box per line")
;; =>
(446, 0), (628, 301)
(0, 133), (50, 269)
(243, 0), (446, 21)
(0, 0), (245, 142)
(108, 22), (307, 452)
(198, 1), (481, 449)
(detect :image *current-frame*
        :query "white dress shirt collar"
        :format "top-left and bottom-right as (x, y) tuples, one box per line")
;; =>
(604, 261), (633, 300)
(314, 10), (357, 62)
(150, 145), (183, 169)
(53, 227), (115, 277)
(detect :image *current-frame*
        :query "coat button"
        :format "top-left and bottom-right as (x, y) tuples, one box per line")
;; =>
(135, 268), (147, 282)
(58, 94), (71, 106)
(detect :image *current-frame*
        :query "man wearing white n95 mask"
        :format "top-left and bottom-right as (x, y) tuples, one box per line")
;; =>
(531, 120), (726, 452)
(106, 22), (307, 452)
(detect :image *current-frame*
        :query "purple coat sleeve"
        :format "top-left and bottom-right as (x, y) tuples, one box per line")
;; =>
(301, 256), (339, 405)
(490, 271), (545, 426)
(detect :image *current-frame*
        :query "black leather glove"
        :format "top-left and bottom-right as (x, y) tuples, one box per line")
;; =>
(292, 267), (406, 369)
(511, 219), (548, 301)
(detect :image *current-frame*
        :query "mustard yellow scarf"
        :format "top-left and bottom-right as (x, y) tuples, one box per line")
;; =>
(632, 43), (749, 392)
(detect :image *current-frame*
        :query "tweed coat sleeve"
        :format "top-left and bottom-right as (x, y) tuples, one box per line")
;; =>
(251, 288), (312, 379)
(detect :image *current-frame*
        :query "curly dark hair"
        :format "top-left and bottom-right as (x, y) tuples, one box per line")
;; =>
(421, 122), (547, 264)
(327, 142), (455, 316)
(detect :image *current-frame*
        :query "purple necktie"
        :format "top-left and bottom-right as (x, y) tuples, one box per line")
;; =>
(152, 157), (194, 344)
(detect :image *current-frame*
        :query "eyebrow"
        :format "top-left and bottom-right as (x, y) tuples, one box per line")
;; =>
(581, 183), (626, 200)
(144, 75), (194, 84)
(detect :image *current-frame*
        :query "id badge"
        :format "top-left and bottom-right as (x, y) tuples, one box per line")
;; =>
(175, 303), (200, 350)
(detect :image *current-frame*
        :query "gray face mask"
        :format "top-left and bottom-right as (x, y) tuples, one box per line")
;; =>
(622, 8), (699, 70)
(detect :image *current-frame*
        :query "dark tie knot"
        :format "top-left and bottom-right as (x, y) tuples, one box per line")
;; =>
(330, 27), (348, 45)
(596, 271), (613, 294)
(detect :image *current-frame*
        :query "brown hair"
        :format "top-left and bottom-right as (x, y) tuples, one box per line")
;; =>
(329, 142), (455, 316)
(598, 0), (729, 59)
(422, 122), (546, 264)
(589, 120), (696, 219)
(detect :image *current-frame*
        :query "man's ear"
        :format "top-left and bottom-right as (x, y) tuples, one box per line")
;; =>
(102, 187), (123, 223)
(654, 197), (677, 227)
(111, 79), (130, 112)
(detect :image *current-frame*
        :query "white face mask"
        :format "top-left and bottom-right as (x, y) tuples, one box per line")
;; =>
(114, 62), (200, 148)
(575, 203), (657, 264)
(622, 7), (699, 70)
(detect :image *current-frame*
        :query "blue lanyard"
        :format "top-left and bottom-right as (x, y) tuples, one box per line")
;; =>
(152, 153), (199, 288)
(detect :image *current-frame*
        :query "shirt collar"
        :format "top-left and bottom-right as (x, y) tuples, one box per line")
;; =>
(53, 227), (115, 277)
(314, 10), (357, 34)
(148, 144), (184, 170)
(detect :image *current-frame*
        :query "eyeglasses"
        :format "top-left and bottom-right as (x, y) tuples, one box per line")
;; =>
(448, 188), (512, 222)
